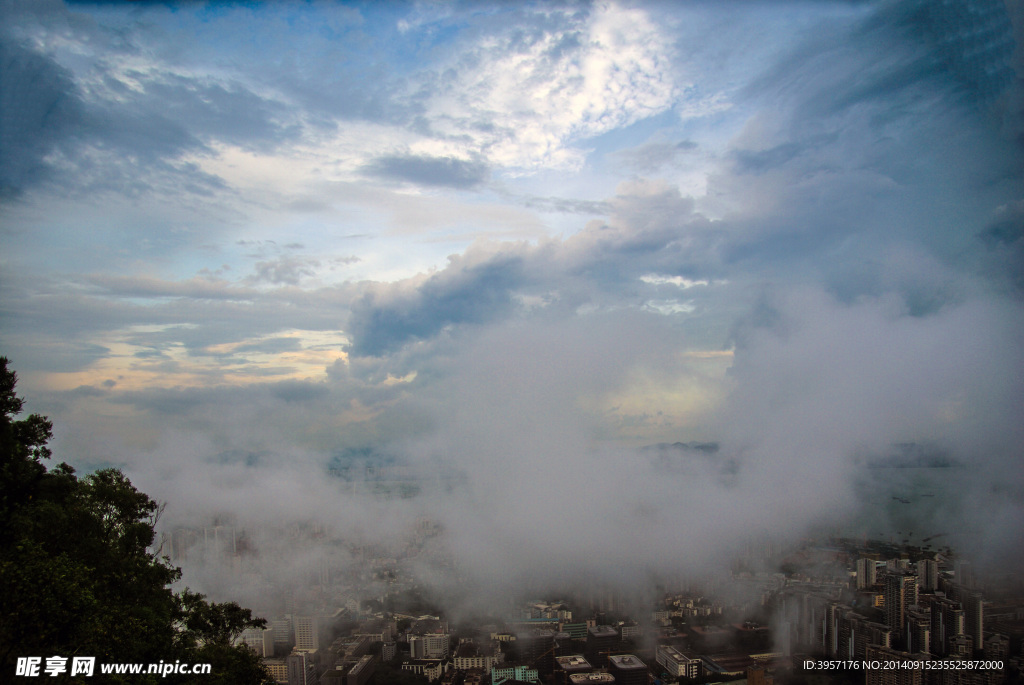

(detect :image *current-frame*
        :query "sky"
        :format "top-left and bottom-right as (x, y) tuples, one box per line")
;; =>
(2, 0), (1023, 601)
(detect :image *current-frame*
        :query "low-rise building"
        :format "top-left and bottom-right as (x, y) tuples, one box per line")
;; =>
(492, 664), (540, 685)
(554, 655), (592, 685)
(656, 644), (703, 679)
(453, 641), (502, 671)
(608, 654), (647, 685)
(402, 659), (449, 681)
(346, 655), (375, 685)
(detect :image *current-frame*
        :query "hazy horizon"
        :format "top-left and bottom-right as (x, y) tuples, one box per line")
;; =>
(2, 0), (1022, 607)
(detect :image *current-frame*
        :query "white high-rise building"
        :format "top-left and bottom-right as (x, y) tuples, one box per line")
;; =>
(656, 645), (702, 679)
(409, 633), (449, 659)
(236, 627), (275, 657)
(294, 615), (320, 651)
(856, 558), (878, 589)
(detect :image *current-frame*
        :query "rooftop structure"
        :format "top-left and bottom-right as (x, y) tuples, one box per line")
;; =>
(568, 675), (615, 684)
(555, 655), (592, 673)
(586, 625), (618, 639)
(347, 655), (375, 685)
(608, 654), (646, 670)
(656, 644), (702, 679)
(608, 654), (647, 685)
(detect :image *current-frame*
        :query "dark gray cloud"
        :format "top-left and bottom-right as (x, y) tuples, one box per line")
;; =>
(0, 340), (110, 375)
(0, 36), (84, 196)
(731, 141), (807, 174)
(975, 200), (1024, 291)
(362, 153), (489, 188)
(884, 0), (1016, 105)
(269, 379), (330, 404)
(0, 4), (301, 201)
(346, 253), (524, 356)
(111, 73), (299, 152)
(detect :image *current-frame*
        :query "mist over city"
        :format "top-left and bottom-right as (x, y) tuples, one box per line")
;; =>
(2, 1), (1023, 683)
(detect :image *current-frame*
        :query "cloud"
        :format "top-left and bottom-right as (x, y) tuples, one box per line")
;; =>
(250, 257), (321, 286)
(269, 379), (329, 404)
(346, 251), (525, 357)
(611, 139), (699, 173)
(3, 0), (1023, 610)
(411, 3), (679, 170)
(718, 286), (1024, 563)
(0, 4), (302, 201)
(362, 153), (489, 188)
(0, 35), (84, 195)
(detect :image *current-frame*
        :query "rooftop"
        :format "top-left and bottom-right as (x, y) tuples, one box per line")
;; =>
(555, 655), (592, 672)
(569, 674), (615, 683)
(587, 625), (618, 638)
(608, 654), (646, 670)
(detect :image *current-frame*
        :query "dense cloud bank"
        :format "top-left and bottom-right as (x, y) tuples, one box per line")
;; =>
(1, 0), (1022, 603)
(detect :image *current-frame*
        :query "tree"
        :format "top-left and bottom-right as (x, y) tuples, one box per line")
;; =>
(0, 357), (272, 683)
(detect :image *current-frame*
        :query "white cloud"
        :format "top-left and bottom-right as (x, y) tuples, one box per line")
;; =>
(418, 3), (678, 171)
(640, 274), (710, 288)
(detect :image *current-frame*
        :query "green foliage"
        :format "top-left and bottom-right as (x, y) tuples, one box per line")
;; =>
(0, 358), (272, 683)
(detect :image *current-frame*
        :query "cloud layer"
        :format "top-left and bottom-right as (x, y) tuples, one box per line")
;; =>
(1, 0), (1022, 603)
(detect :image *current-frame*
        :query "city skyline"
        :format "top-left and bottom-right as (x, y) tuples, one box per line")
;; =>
(2, 0), (1023, 602)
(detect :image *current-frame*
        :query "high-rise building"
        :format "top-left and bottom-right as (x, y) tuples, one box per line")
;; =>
(948, 634), (973, 657)
(857, 558), (878, 589)
(904, 607), (930, 654)
(886, 558), (910, 572)
(929, 597), (964, 657)
(949, 583), (984, 656)
(839, 613), (890, 660)
(953, 561), (975, 589)
(865, 645), (922, 685)
(294, 616), (320, 651)
(409, 636), (424, 659)
(984, 634), (1009, 660)
(271, 618), (294, 649)
(236, 627), (275, 657)
(286, 651), (318, 685)
(823, 603), (842, 655)
(585, 626), (618, 668)
(963, 591), (983, 656)
(776, 621), (792, 657)
(884, 572), (918, 646)
(519, 628), (556, 675)
(915, 559), (938, 592)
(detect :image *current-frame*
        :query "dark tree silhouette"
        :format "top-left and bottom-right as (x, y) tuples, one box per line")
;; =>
(0, 357), (272, 683)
